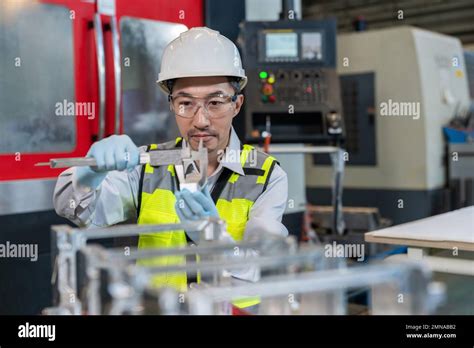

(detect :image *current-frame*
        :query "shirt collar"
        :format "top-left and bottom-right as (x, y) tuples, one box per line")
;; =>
(218, 127), (245, 176)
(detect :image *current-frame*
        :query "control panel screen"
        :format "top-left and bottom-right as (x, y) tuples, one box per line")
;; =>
(301, 32), (322, 60)
(265, 32), (298, 59)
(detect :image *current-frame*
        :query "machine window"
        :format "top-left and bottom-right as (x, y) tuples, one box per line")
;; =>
(0, 1), (76, 153)
(120, 17), (187, 147)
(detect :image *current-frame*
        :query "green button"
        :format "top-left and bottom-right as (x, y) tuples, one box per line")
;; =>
(259, 71), (268, 79)
(261, 95), (269, 103)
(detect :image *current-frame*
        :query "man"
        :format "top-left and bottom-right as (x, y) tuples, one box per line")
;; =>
(53, 27), (288, 307)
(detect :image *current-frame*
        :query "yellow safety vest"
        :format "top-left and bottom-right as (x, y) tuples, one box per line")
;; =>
(136, 137), (278, 308)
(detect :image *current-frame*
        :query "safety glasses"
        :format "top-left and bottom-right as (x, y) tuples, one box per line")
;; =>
(168, 93), (238, 119)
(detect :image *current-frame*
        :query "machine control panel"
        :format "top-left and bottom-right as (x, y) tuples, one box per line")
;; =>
(238, 20), (344, 144)
(258, 69), (329, 105)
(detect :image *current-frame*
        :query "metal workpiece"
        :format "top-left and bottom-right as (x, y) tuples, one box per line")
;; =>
(92, 233), (296, 266)
(49, 225), (83, 315)
(136, 245), (335, 277)
(81, 234), (302, 315)
(105, 246), (341, 315)
(48, 220), (443, 316)
(49, 218), (226, 314)
(48, 219), (444, 316)
(69, 235), (324, 315)
(185, 262), (444, 315)
(55, 218), (224, 241)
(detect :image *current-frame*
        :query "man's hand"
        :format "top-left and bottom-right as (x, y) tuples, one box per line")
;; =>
(87, 134), (140, 172)
(175, 185), (219, 221)
(75, 135), (140, 190)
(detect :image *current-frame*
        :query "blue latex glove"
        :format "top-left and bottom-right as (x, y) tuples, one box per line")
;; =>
(75, 135), (140, 190)
(175, 185), (219, 221)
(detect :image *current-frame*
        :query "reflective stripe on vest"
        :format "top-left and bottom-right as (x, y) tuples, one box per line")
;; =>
(136, 138), (278, 305)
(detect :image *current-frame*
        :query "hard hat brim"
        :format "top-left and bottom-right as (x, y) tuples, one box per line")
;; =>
(157, 74), (247, 94)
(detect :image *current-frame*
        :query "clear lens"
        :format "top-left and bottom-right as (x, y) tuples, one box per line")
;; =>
(170, 94), (235, 119)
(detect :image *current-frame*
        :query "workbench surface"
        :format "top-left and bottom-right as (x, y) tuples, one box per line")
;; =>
(365, 207), (474, 251)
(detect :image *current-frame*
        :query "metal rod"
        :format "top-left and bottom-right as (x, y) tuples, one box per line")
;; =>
(94, 14), (106, 140)
(102, 239), (273, 261)
(110, 16), (122, 135)
(187, 262), (430, 310)
(78, 219), (215, 240)
(133, 248), (327, 278)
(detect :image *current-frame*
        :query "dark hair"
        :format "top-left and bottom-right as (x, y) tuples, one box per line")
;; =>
(165, 76), (241, 94)
(227, 77), (242, 94)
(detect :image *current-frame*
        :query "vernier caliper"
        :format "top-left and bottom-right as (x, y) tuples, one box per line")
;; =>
(36, 139), (208, 192)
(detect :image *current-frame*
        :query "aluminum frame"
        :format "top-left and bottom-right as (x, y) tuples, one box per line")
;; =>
(49, 217), (226, 314)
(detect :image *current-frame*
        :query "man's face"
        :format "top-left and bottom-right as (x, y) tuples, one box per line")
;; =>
(171, 76), (244, 156)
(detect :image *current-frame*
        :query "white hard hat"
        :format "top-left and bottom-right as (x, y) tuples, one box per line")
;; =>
(157, 27), (247, 94)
